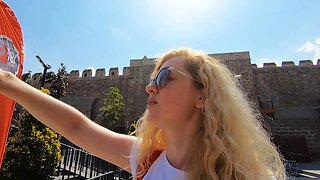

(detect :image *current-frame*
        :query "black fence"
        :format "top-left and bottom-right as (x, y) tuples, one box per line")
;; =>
(273, 134), (311, 163)
(54, 143), (131, 180)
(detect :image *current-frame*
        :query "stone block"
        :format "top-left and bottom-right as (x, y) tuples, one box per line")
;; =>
(70, 70), (80, 78)
(123, 67), (130, 76)
(263, 62), (277, 68)
(82, 69), (92, 78)
(282, 61), (295, 67)
(96, 68), (105, 77)
(109, 67), (119, 76)
(299, 60), (313, 66)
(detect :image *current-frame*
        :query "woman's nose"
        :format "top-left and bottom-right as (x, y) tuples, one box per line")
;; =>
(145, 80), (158, 95)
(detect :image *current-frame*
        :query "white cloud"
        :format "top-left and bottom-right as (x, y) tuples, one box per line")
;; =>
(315, 37), (320, 45)
(297, 36), (320, 64)
(297, 41), (316, 52)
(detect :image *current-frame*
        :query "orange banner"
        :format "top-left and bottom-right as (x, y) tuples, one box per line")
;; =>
(0, 0), (24, 168)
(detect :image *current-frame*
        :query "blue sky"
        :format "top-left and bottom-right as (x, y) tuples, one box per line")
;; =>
(5, 0), (320, 75)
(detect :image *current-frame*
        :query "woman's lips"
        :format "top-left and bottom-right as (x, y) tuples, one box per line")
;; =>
(148, 98), (158, 106)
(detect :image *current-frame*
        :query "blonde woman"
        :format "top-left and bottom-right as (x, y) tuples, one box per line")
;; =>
(0, 48), (285, 179)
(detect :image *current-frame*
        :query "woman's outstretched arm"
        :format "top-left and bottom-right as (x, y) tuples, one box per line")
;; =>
(0, 69), (136, 172)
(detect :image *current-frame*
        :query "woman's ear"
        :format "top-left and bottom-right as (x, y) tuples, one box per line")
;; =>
(195, 94), (204, 109)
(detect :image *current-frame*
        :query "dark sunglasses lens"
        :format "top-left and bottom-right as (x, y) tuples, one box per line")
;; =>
(156, 68), (169, 90)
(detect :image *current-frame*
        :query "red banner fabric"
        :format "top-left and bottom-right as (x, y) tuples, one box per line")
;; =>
(0, 0), (24, 168)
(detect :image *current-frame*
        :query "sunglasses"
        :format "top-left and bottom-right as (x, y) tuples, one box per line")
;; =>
(149, 66), (200, 90)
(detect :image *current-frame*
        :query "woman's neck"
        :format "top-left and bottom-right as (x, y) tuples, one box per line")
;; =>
(164, 126), (199, 171)
(163, 109), (202, 171)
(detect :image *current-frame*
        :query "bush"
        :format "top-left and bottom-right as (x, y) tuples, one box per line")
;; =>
(0, 89), (61, 179)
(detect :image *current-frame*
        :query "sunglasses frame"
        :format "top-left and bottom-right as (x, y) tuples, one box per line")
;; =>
(149, 66), (200, 90)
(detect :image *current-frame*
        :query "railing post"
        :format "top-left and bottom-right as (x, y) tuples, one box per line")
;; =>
(79, 151), (85, 178)
(68, 149), (74, 179)
(84, 153), (90, 178)
(62, 149), (69, 180)
(73, 149), (79, 176)
(89, 156), (95, 178)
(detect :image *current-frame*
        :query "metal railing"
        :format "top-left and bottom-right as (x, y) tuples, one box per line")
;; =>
(54, 143), (131, 180)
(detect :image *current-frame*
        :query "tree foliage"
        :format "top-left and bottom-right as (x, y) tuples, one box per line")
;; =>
(45, 63), (69, 99)
(100, 87), (125, 131)
(0, 89), (61, 180)
(0, 64), (69, 179)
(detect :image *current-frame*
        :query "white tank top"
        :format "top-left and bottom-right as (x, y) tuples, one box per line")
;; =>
(129, 139), (186, 180)
(129, 139), (277, 180)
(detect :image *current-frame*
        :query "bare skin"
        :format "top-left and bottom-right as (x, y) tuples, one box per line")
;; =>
(145, 57), (204, 170)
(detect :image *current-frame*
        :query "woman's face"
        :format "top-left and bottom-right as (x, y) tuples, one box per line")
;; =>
(145, 56), (203, 131)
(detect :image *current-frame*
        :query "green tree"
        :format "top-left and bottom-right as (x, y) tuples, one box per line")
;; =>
(100, 87), (125, 132)
(0, 64), (69, 179)
(0, 89), (61, 180)
(45, 63), (69, 99)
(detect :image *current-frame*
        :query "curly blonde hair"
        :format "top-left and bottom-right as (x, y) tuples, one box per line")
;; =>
(134, 48), (286, 179)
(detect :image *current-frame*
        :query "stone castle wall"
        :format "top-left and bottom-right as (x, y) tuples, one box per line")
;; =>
(25, 52), (320, 160)
(252, 61), (320, 159)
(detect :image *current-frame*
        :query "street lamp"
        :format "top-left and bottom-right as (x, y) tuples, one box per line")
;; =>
(36, 55), (51, 88)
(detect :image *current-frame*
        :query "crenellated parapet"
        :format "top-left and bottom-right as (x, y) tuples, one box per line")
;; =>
(22, 55), (319, 81)
(282, 61), (295, 67)
(254, 59), (319, 68)
(263, 62), (277, 68)
(26, 67), (134, 80)
(96, 68), (105, 77)
(123, 67), (130, 76)
(299, 60), (314, 66)
(109, 67), (119, 76)
(70, 70), (80, 78)
(67, 67), (131, 79)
(82, 69), (92, 78)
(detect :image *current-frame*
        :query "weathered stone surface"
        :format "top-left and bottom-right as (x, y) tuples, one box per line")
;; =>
(95, 68), (105, 77)
(282, 61), (295, 67)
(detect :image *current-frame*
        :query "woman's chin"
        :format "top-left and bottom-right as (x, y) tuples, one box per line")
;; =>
(146, 114), (157, 123)
(146, 114), (162, 127)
